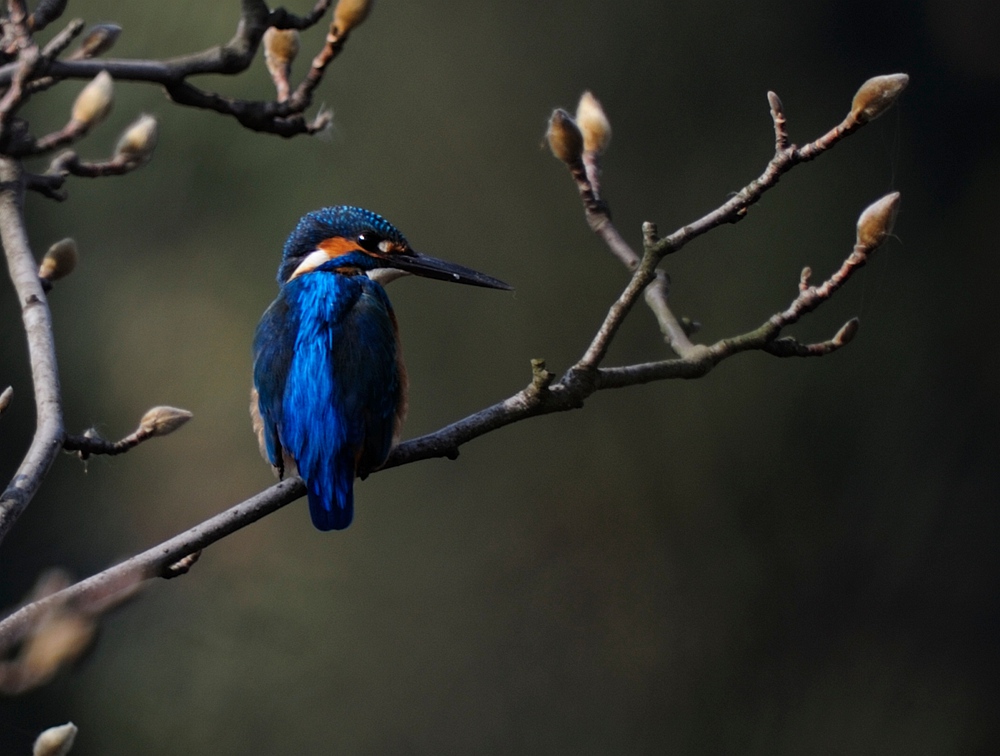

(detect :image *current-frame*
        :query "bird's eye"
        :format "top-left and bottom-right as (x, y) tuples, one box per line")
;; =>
(356, 232), (382, 253)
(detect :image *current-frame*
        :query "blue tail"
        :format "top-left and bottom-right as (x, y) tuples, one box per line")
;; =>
(307, 482), (353, 530)
(305, 452), (355, 531)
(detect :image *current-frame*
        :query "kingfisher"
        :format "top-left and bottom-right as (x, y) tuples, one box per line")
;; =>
(251, 206), (511, 531)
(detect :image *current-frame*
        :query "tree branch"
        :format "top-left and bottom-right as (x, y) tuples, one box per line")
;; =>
(0, 155), (64, 545)
(0, 0), (343, 139)
(0, 72), (907, 669)
(0, 479), (304, 652)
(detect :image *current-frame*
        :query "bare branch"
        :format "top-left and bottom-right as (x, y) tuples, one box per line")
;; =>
(27, 139), (160, 200)
(643, 271), (697, 357)
(0, 156), (63, 546)
(269, 0), (335, 30)
(24, 170), (65, 199)
(0, 196), (887, 641)
(0, 45), (38, 123)
(40, 17), (84, 60)
(762, 319), (859, 358)
(0, 478), (305, 652)
(0, 0), (343, 139)
(0, 73), (907, 661)
(649, 76), (908, 261)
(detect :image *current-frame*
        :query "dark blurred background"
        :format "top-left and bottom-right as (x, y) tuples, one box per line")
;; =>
(1, 0), (998, 753)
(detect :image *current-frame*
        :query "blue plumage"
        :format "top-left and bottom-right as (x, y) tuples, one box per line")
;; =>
(252, 206), (510, 531)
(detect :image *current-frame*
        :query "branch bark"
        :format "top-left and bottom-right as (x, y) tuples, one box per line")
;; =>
(0, 155), (63, 544)
(0, 22), (907, 675)
(0, 0), (341, 140)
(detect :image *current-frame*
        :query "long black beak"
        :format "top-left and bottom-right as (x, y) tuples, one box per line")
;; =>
(387, 251), (512, 290)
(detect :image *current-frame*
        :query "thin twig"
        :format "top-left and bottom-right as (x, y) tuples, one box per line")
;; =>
(572, 98), (875, 374)
(0, 0), (340, 139)
(40, 17), (84, 59)
(643, 271), (697, 357)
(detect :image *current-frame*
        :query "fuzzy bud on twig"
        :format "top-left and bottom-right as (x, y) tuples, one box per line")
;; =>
(69, 23), (122, 60)
(264, 27), (300, 67)
(70, 71), (113, 128)
(114, 114), (158, 164)
(850, 74), (909, 123)
(767, 90), (784, 118)
(18, 611), (97, 692)
(575, 91), (612, 155)
(834, 318), (860, 346)
(263, 27), (300, 102)
(138, 406), (193, 438)
(855, 192), (900, 249)
(546, 109), (584, 167)
(38, 238), (78, 282)
(33, 722), (77, 756)
(333, 0), (374, 36)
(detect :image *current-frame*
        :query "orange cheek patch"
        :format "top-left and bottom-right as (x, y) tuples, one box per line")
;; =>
(290, 237), (369, 280)
(318, 237), (364, 256)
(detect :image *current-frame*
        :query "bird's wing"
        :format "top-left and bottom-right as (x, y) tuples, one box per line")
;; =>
(335, 280), (402, 478)
(252, 295), (296, 473)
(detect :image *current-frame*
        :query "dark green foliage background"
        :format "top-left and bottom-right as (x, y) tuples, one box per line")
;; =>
(1, 0), (998, 752)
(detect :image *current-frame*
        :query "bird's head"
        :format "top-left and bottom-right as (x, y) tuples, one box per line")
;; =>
(277, 206), (511, 290)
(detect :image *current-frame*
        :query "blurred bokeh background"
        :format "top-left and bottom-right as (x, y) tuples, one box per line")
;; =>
(1, 0), (998, 752)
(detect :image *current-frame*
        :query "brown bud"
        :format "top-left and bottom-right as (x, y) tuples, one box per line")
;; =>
(850, 73), (909, 123)
(72, 23), (122, 59)
(855, 192), (900, 249)
(139, 406), (193, 437)
(546, 109), (583, 166)
(834, 318), (860, 346)
(38, 238), (78, 282)
(0, 385), (11, 414)
(334, 0), (375, 36)
(114, 114), (158, 164)
(264, 27), (300, 66)
(33, 722), (78, 756)
(21, 612), (96, 690)
(767, 90), (784, 117)
(575, 91), (612, 154)
(70, 70), (114, 127)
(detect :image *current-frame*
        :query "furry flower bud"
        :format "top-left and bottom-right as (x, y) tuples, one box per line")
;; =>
(575, 91), (612, 154)
(263, 27), (300, 71)
(834, 318), (860, 346)
(71, 71), (113, 127)
(334, 0), (374, 35)
(855, 192), (900, 249)
(114, 114), (158, 164)
(33, 722), (78, 756)
(850, 74), (909, 123)
(546, 109), (583, 166)
(139, 406), (193, 437)
(38, 238), (78, 282)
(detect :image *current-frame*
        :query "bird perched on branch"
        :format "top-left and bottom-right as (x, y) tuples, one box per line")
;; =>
(252, 206), (511, 530)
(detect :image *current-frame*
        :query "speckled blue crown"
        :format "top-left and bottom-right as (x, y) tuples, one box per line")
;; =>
(281, 206), (408, 263)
